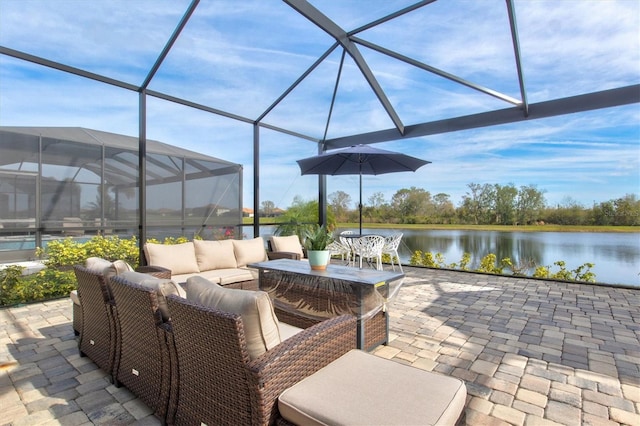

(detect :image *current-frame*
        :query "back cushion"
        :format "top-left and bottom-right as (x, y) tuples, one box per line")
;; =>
(103, 260), (134, 280)
(233, 237), (267, 267)
(118, 271), (186, 322)
(85, 257), (112, 274)
(186, 275), (281, 360)
(193, 239), (237, 271)
(270, 235), (304, 258)
(144, 242), (200, 275)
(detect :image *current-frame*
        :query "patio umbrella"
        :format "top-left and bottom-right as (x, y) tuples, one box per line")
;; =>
(297, 144), (431, 234)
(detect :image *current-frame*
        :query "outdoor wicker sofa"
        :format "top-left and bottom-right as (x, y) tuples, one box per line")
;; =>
(143, 238), (271, 289)
(166, 299), (356, 425)
(92, 269), (356, 426)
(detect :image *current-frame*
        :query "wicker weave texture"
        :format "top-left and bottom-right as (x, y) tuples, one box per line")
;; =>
(74, 266), (117, 378)
(110, 276), (176, 423)
(167, 296), (356, 426)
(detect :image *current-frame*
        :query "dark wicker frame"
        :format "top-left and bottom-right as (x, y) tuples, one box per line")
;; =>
(74, 266), (118, 379)
(109, 275), (178, 424)
(166, 295), (357, 426)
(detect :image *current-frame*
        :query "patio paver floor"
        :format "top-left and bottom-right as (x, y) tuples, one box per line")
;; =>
(1, 266), (639, 425)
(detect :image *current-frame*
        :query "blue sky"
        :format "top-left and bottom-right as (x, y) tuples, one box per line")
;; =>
(1, 0), (638, 210)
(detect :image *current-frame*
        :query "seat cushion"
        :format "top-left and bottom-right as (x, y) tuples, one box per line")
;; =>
(186, 275), (280, 360)
(193, 239), (237, 271)
(232, 237), (267, 267)
(144, 242), (200, 275)
(118, 271), (186, 322)
(278, 349), (467, 426)
(269, 235), (304, 258)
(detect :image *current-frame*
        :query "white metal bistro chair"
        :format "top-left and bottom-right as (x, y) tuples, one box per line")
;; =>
(327, 239), (352, 264)
(338, 230), (356, 266)
(350, 235), (385, 270)
(382, 233), (403, 272)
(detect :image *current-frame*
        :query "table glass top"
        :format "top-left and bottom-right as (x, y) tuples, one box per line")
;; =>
(249, 258), (404, 285)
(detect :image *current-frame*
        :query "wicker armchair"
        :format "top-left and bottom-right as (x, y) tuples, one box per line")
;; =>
(166, 295), (357, 426)
(73, 262), (172, 383)
(109, 274), (178, 424)
(74, 265), (118, 379)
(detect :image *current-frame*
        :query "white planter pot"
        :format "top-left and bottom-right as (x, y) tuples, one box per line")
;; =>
(307, 250), (330, 270)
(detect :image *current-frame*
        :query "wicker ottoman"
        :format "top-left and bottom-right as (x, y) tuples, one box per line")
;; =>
(278, 349), (467, 426)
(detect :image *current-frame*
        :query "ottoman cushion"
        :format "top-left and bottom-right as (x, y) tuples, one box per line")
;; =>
(278, 349), (466, 426)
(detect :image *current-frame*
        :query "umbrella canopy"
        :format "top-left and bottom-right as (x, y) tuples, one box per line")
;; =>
(297, 144), (431, 233)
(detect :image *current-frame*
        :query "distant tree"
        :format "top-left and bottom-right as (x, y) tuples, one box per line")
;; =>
(368, 192), (386, 209)
(613, 194), (640, 226)
(391, 187), (431, 223)
(328, 191), (352, 222)
(459, 183), (495, 224)
(275, 197), (336, 238)
(261, 200), (275, 216)
(516, 185), (546, 225)
(544, 197), (587, 225)
(433, 193), (455, 224)
(494, 183), (518, 225)
(591, 200), (615, 225)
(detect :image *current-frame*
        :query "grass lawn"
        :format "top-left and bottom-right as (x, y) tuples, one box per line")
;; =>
(336, 223), (639, 233)
(244, 217), (638, 233)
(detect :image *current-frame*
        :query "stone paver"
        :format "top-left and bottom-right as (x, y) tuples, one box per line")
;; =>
(0, 266), (638, 425)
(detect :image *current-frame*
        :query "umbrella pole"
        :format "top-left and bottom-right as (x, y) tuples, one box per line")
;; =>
(359, 173), (363, 235)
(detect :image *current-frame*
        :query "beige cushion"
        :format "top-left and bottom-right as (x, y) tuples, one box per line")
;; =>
(85, 257), (112, 273)
(118, 271), (186, 322)
(69, 290), (80, 306)
(269, 235), (304, 258)
(211, 268), (257, 286)
(144, 242), (200, 275)
(278, 349), (467, 426)
(186, 275), (280, 360)
(278, 321), (304, 341)
(193, 239), (237, 271)
(232, 237), (267, 267)
(103, 260), (134, 280)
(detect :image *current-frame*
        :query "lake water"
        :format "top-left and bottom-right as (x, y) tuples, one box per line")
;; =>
(341, 228), (640, 287)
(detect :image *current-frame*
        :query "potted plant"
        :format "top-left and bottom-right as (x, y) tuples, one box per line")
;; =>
(303, 224), (333, 270)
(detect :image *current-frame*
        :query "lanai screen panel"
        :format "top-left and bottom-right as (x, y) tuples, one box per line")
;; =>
(0, 127), (242, 247)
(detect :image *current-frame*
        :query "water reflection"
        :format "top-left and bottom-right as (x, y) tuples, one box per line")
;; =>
(259, 226), (640, 286)
(366, 229), (640, 286)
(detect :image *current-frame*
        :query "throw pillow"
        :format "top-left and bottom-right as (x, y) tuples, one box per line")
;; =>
(193, 239), (237, 271)
(270, 235), (304, 258)
(144, 242), (200, 275)
(233, 237), (267, 267)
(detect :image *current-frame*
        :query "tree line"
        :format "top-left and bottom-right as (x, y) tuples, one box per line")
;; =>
(263, 183), (639, 226)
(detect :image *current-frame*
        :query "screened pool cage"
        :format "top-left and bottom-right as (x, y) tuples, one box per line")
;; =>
(0, 0), (637, 263)
(0, 127), (242, 262)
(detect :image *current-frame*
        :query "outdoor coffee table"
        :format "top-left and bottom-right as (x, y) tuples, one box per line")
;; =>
(250, 258), (404, 351)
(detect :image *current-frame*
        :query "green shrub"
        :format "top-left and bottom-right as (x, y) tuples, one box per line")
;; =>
(36, 235), (140, 268)
(0, 265), (26, 305)
(408, 250), (597, 283)
(533, 261), (596, 282)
